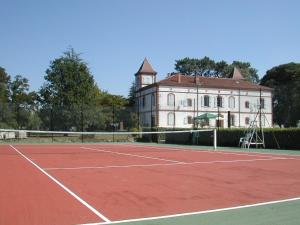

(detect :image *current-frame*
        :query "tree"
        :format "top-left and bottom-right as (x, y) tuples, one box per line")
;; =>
(127, 82), (136, 106)
(0, 67), (11, 102)
(0, 67), (39, 129)
(39, 48), (101, 131)
(96, 91), (137, 131)
(230, 61), (259, 83)
(261, 63), (300, 127)
(174, 57), (259, 83)
(175, 57), (215, 76)
(214, 60), (229, 78)
(98, 91), (128, 106)
(0, 67), (15, 128)
(10, 75), (39, 128)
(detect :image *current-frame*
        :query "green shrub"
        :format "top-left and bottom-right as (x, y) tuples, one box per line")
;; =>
(137, 127), (300, 150)
(198, 128), (300, 150)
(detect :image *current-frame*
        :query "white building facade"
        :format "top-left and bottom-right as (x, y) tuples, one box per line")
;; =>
(135, 58), (273, 129)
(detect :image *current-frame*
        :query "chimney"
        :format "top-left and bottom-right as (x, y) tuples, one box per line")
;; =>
(178, 73), (181, 83)
(195, 76), (200, 84)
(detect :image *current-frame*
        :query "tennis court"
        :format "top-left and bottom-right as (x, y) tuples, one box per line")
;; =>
(1, 142), (300, 225)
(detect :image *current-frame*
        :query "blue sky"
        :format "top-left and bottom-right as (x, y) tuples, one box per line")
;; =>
(1, 0), (299, 96)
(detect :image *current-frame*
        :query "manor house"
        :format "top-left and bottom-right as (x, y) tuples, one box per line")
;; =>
(135, 58), (273, 128)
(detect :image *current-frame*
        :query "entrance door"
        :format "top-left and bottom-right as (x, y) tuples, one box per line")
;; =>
(151, 116), (156, 127)
(216, 119), (224, 128)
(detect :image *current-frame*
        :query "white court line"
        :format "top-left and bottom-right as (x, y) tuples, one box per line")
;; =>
(79, 196), (300, 225)
(80, 146), (183, 163)
(45, 162), (180, 170)
(44, 157), (291, 171)
(9, 145), (110, 223)
(126, 145), (273, 158)
(81, 144), (276, 162)
(104, 144), (273, 158)
(117, 143), (300, 159)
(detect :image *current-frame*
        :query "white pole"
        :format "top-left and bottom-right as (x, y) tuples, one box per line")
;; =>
(214, 129), (217, 150)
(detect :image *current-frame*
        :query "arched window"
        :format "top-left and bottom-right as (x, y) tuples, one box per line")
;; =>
(230, 114), (235, 126)
(187, 116), (193, 124)
(187, 98), (192, 107)
(260, 98), (265, 109)
(167, 93), (175, 106)
(167, 112), (175, 126)
(245, 117), (250, 125)
(204, 95), (210, 107)
(217, 95), (223, 107)
(245, 101), (250, 109)
(142, 96), (146, 107)
(260, 116), (266, 127)
(151, 93), (155, 106)
(229, 96), (235, 109)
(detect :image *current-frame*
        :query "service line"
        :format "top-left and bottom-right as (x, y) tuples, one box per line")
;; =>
(80, 146), (183, 163)
(126, 143), (300, 158)
(44, 156), (292, 171)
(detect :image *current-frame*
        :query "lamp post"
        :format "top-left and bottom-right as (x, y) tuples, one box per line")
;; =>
(150, 93), (153, 129)
(196, 82), (200, 129)
(137, 94), (140, 131)
(217, 95), (220, 143)
(50, 105), (54, 142)
(173, 94), (175, 130)
(112, 104), (115, 142)
(81, 98), (84, 143)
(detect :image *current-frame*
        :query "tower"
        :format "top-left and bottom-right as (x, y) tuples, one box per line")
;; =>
(135, 58), (157, 90)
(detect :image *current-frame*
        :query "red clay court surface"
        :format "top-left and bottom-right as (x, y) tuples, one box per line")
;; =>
(1, 143), (300, 225)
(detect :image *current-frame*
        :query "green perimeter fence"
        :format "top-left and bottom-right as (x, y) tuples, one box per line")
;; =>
(0, 103), (299, 149)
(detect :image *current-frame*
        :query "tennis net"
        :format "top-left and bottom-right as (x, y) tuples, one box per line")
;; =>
(0, 128), (217, 149)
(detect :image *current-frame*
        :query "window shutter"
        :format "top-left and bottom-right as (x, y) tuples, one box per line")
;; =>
(209, 96), (212, 107)
(214, 96), (217, 108)
(201, 96), (204, 107)
(184, 117), (187, 124)
(221, 97), (223, 108)
(228, 97), (230, 108)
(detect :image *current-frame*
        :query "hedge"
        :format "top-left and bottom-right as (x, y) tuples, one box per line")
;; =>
(138, 127), (300, 150)
(193, 128), (300, 150)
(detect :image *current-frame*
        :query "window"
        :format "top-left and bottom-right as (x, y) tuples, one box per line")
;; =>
(142, 114), (147, 126)
(151, 93), (155, 106)
(167, 112), (175, 126)
(217, 95), (223, 107)
(229, 96), (235, 109)
(184, 117), (187, 124)
(142, 96), (146, 107)
(187, 116), (193, 124)
(230, 115), (235, 126)
(245, 117), (250, 125)
(151, 116), (156, 127)
(245, 101), (249, 109)
(167, 93), (175, 106)
(261, 117), (265, 127)
(187, 98), (192, 107)
(204, 95), (210, 107)
(260, 98), (265, 109)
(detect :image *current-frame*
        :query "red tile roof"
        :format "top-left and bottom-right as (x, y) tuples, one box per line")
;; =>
(231, 67), (245, 80)
(135, 58), (157, 75)
(140, 73), (272, 91)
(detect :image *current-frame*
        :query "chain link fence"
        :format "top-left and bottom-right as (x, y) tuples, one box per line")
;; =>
(0, 103), (139, 132)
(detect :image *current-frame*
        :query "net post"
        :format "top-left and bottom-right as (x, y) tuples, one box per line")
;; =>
(213, 129), (217, 150)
